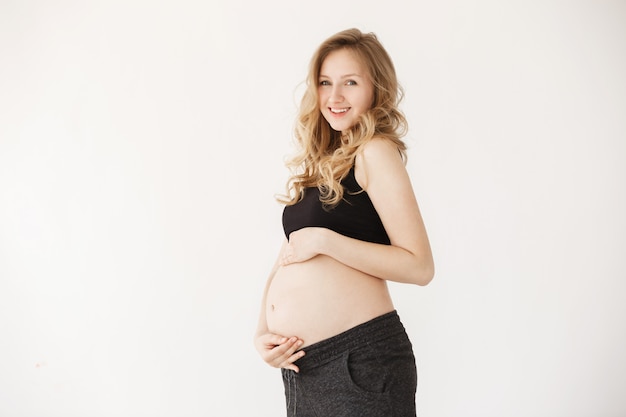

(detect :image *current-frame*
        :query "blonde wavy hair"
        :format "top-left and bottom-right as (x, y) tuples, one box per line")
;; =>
(280, 28), (408, 208)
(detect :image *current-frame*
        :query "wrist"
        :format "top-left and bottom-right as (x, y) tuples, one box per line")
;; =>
(316, 227), (332, 256)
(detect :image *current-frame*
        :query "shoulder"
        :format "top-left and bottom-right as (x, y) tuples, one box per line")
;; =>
(359, 137), (402, 158)
(354, 138), (405, 190)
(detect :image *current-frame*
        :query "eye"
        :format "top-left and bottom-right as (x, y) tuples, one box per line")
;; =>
(319, 80), (331, 86)
(346, 80), (357, 86)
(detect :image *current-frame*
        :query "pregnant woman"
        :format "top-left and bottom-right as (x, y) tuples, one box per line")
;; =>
(254, 28), (434, 417)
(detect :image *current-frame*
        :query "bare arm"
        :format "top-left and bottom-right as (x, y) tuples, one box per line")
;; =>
(281, 138), (434, 286)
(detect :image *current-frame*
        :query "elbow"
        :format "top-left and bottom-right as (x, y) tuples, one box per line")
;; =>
(410, 260), (435, 286)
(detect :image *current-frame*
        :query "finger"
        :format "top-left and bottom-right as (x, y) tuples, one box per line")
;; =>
(275, 337), (302, 356)
(280, 255), (292, 266)
(281, 244), (295, 265)
(286, 349), (306, 365)
(262, 334), (288, 347)
(280, 349), (306, 373)
(269, 337), (303, 365)
(283, 363), (300, 373)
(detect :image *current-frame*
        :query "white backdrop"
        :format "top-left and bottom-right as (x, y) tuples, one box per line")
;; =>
(1, 1), (625, 416)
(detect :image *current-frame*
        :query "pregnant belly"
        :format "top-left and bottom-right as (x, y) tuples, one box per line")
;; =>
(265, 255), (394, 347)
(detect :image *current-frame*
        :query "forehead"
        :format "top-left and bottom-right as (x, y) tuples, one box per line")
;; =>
(320, 48), (367, 76)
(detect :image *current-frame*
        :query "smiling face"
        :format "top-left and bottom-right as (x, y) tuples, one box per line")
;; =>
(318, 48), (374, 134)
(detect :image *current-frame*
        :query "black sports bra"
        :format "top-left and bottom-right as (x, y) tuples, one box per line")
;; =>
(282, 167), (391, 245)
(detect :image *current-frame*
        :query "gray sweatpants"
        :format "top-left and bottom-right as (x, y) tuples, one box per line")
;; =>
(281, 310), (417, 417)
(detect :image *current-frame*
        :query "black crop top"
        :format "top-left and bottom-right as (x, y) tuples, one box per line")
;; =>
(282, 167), (391, 245)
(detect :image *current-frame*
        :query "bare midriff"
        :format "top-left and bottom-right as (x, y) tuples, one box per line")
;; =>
(266, 254), (395, 348)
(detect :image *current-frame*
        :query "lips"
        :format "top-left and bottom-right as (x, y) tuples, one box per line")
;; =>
(330, 107), (350, 114)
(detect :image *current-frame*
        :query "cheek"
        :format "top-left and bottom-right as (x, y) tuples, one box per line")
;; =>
(318, 90), (327, 106)
(355, 96), (371, 114)
(360, 87), (374, 109)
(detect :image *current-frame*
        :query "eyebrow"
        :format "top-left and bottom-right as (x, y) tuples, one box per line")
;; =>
(319, 73), (363, 79)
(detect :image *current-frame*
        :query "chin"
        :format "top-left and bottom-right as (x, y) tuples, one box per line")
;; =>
(323, 115), (354, 132)
(328, 121), (352, 132)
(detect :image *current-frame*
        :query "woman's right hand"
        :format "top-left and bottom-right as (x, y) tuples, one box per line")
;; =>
(254, 333), (306, 373)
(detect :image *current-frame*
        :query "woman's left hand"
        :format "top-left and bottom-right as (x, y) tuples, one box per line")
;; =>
(281, 227), (326, 266)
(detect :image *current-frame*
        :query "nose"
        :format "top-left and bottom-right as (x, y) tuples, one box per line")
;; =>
(329, 85), (343, 103)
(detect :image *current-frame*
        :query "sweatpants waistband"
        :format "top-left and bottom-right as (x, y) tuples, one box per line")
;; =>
(294, 310), (407, 373)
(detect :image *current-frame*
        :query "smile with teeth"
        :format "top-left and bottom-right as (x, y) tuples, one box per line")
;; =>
(330, 107), (350, 114)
